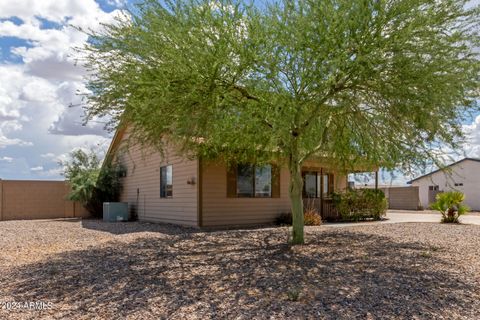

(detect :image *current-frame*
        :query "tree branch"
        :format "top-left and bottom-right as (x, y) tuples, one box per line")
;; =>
(299, 114), (333, 163)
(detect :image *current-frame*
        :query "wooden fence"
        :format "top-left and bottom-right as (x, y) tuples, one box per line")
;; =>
(0, 179), (89, 221)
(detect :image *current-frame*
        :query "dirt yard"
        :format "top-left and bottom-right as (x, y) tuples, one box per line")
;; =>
(0, 219), (479, 319)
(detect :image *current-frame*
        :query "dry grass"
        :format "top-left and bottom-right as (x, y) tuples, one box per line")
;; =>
(0, 219), (479, 319)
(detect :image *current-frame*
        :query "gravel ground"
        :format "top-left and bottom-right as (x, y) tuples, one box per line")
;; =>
(0, 219), (479, 319)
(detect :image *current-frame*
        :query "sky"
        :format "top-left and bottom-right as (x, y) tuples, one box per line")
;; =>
(0, 0), (479, 183)
(0, 0), (126, 180)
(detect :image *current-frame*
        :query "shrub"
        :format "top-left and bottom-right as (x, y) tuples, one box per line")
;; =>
(276, 208), (322, 226)
(333, 189), (387, 221)
(62, 149), (122, 217)
(430, 191), (469, 223)
(85, 162), (123, 216)
(276, 212), (292, 225)
(286, 288), (301, 301)
(303, 207), (322, 226)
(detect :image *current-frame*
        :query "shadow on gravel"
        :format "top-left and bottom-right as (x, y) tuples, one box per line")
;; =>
(81, 218), (279, 235)
(1, 228), (478, 319)
(80, 218), (201, 236)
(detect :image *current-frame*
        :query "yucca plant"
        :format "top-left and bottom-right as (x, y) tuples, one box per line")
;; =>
(430, 191), (469, 223)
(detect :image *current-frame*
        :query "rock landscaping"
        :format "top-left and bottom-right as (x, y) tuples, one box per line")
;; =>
(0, 219), (479, 319)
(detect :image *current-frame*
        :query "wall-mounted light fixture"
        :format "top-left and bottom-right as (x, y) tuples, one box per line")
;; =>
(187, 177), (196, 185)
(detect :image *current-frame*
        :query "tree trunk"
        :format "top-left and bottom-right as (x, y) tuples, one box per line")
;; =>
(289, 159), (304, 245)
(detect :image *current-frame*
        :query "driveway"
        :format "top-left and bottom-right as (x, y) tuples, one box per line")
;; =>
(324, 209), (480, 227)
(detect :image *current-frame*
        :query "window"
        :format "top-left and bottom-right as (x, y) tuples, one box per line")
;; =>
(454, 183), (464, 187)
(237, 164), (254, 197)
(255, 165), (272, 197)
(429, 185), (439, 191)
(236, 164), (272, 198)
(160, 165), (173, 198)
(303, 171), (331, 198)
(304, 172), (317, 198)
(227, 164), (279, 198)
(323, 174), (329, 195)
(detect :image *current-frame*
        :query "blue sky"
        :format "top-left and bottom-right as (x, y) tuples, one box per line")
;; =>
(0, 0), (479, 184)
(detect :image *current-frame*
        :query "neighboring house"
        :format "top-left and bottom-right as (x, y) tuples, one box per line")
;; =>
(106, 126), (371, 227)
(356, 184), (420, 211)
(409, 158), (480, 211)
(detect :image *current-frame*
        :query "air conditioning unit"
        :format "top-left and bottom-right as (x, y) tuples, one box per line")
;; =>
(103, 202), (129, 222)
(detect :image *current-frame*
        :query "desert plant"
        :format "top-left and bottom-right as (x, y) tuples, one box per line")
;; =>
(276, 208), (321, 226)
(333, 189), (388, 221)
(303, 207), (322, 226)
(286, 288), (301, 301)
(430, 191), (469, 223)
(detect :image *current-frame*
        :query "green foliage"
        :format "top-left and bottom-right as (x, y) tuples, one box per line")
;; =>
(430, 191), (469, 223)
(62, 150), (121, 216)
(333, 189), (388, 221)
(286, 288), (301, 301)
(63, 149), (101, 204)
(82, 0), (480, 243)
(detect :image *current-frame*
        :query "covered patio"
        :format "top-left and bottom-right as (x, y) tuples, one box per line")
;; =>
(301, 163), (380, 221)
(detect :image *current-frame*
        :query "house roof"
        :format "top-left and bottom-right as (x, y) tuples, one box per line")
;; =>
(101, 123), (127, 170)
(102, 123), (379, 172)
(407, 158), (480, 184)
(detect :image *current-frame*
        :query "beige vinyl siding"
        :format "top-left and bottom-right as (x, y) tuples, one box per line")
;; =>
(335, 174), (347, 191)
(201, 161), (291, 227)
(201, 160), (349, 227)
(116, 133), (198, 226)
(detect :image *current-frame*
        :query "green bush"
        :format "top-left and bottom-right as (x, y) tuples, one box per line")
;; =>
(333, 189), (387, 221)
(430, 191), (469, 223)
(85, 163), (123, 217)
(63, 149), (122, 217)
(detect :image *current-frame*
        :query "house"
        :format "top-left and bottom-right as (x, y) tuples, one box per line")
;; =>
(409, 158), (480, 211)
(106, 126), (372, 227)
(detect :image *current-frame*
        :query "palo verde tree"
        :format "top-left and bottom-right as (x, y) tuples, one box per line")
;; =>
(82, 0), (479, 244)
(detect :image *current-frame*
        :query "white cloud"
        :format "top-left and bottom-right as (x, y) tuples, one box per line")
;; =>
(0, 136), (32, 148)
(106, 0), (127, 7)
(0, 1), (102, 24)
(40, 152), (56, 159)
(0, 156), (13, 162)
(30, 166), (44, 171)
(462, 114), (480, 158)
(0, 0), (123, 179)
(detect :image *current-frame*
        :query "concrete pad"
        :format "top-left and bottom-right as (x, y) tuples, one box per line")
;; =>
(323, 209), (480, 227)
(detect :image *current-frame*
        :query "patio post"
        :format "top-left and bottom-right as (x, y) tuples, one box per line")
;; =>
(320, 168), (324, 217)
(375, 170), (379, 190)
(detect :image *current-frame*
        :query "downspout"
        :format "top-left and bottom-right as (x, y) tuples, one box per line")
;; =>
(197, 156), (203, 228)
